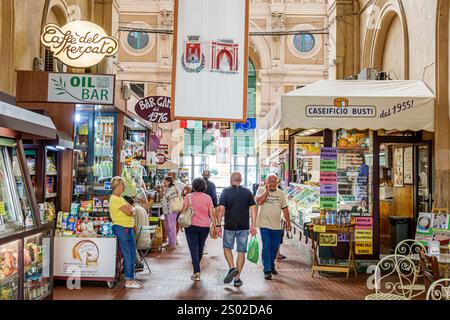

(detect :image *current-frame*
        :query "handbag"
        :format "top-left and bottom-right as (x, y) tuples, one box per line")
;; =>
(169, 188), (183, 212)
(178, 194), (194, 228)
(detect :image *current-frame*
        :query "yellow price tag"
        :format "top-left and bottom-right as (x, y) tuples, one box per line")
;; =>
(313, 225), (326, 233)
(0, 202), (6, 216)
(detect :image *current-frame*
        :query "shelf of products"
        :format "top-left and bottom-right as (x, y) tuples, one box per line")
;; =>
(284, 183), (320, 227)
(55, 200), (113, 238)
(23, 232), (51, 300)
(73, 110), (117, 203)
(0, 240), (19, 300)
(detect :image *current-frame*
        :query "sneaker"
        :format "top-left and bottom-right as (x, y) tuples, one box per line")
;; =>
(233, 279), (243, 287)
(223, 268), (239, 284)
(264, 272), (272, 280)
(276, 254), (286, 260)
(191, 273), (201, 281)
(271, 267), (278, 275)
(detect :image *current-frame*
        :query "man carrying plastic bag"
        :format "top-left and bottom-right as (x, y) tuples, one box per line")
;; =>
(255, 174), (292, 280)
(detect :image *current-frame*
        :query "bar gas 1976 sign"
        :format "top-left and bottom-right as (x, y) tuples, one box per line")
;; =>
(134, 96), (172, 123)
(41, 21), (119, 68)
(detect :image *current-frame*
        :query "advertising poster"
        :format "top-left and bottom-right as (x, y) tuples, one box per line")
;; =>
(403, 146), (413, 184)
(172, 0), (249, 121)
(415, 212), (450, 246)
(54, 237), (117, 278)
(394, 147), (404, 187)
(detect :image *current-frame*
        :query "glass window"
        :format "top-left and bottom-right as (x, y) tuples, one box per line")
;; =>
(293, 34), (315, 53)
(335, 129), (373, 216)
(0, 146), (33, 234)
(127, 32), (150, 51)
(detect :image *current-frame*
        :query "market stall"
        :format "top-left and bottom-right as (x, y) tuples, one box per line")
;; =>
(0, 101), (57, 300)
(258, 80), (435, 260)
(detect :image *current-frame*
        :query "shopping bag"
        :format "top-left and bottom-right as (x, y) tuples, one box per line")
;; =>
(178, 194), (194, 228)
(247, 236), (259, 264)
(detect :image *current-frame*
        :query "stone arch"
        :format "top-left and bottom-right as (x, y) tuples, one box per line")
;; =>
(248, 20), (271, 69)
(361, 0), (409, 79)
(434, 0), (450, 208)
(44, 0), (70, 27)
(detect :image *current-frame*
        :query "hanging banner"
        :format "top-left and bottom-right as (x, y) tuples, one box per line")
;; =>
(171, 0), (249, 122)
(48, 73), (115, 105)
(134, 96), (172, 123)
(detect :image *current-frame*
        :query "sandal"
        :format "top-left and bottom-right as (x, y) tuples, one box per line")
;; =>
(191, 273), (201, 281)
(125, 280), (144, 289)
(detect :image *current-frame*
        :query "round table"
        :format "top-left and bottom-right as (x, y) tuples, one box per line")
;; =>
(411, 254), (450, 278)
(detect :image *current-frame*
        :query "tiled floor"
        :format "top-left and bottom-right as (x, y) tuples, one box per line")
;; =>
(53, 233), (372, 300)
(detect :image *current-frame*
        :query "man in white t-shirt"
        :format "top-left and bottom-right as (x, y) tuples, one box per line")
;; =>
(167, 171), (188, 241)
(255, 173), (291, 280)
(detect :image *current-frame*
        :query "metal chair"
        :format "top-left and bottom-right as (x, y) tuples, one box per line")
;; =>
(426, 278), (450, 300)
(135, 225), (157, 274)
(394, 239), (427, 297)
(365, 254), (418, 300)
(419, 251), (441, 293)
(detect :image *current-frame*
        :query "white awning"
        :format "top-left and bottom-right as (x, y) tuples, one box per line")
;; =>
(257, 80), (435, 141)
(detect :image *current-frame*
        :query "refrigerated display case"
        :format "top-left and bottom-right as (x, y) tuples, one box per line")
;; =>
(0, 103), (56, 300)
(73, 107), (118, 203)
(285, 183), (320, 228)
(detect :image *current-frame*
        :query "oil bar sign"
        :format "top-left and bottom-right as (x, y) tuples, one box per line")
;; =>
(48, 73), (115, 105)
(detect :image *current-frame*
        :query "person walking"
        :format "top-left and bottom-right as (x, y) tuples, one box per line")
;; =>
(255, 173), (292, 280)
(182, 178), (216, 281)
(160, 176), (179, 250)
(202, 170), (218, 255)
(217, 172), (257, 287)
(109, 177), (143, 289)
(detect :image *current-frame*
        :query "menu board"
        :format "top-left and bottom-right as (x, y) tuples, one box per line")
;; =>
(415, 212), (450, 246)
(320, 148), (337, 212)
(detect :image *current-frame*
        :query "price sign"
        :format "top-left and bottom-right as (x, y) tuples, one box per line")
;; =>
(0, 202), (5, 216)
(313, 225), (326, 233)
(319, 233), (337, 246)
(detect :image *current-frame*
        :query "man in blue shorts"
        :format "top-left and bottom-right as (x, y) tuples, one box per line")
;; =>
(217, 172), (257, 287)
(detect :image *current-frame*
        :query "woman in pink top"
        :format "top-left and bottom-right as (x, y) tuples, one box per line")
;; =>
(182, 177), (216, 281)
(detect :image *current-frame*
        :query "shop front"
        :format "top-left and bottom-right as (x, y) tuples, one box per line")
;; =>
(0, 101), (57, 300)
(258, 80), (435, 260)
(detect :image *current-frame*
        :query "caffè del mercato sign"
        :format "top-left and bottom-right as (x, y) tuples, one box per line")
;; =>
(41, 21), (119, 68)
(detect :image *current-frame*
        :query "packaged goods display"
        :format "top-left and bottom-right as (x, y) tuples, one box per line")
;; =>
(0, 242), (19, 300)
(285, 183), (320, 227)
(23, 235), (50, 300)
(55, 201), (114, 238)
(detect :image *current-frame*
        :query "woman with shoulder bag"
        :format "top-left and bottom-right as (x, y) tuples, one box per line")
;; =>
(161, 176), (182, 250)
(181, 178), (216, 281)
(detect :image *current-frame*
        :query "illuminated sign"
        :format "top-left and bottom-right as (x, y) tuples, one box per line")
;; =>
(41, 21), (119, 68)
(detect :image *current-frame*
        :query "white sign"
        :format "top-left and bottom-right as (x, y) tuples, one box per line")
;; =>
(48, 73), (115, 105)
(172, 0), (249, 122)
(41, 21), (119, 68)
(53, 237), (116, 278)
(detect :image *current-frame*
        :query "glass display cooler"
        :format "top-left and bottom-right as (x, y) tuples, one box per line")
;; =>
(73, 106), (118, 204)
(0, 139), (54, 300)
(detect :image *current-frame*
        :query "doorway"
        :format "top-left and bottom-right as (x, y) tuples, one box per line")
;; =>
(377, 140), (432, 254)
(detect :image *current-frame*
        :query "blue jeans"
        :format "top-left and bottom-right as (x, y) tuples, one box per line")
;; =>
(223, 229), (249, 253)
(113, 225), (136, 281)
(185, 225), (210, 273)
(260, 228), (283, 273)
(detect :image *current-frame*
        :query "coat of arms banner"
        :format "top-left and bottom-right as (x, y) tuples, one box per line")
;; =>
(171, 0), (249, 122)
